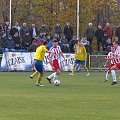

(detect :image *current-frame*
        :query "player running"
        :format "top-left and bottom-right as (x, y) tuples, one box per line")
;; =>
(30, 40), (48, 87)
(46, 39), (65, 83)
(109, 40), (120, 85)
(69, 40), (90, 76)
(104, 47), (117, 83)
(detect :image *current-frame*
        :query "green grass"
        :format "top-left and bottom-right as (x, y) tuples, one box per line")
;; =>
(0, 72), (120, 120)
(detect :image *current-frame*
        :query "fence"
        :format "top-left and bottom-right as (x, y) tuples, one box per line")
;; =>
(0, 52), (108, 71)
(89, 55), (107, 70)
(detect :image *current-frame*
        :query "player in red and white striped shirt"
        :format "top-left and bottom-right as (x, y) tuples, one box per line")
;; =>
(46, 39), (65, 83)
(104, 47), (117, 83)
(109, 40), (120, 85)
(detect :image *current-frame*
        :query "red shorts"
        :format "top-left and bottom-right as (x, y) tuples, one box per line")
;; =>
(53, 59), (60, 70)
(108, 64), (115, 72)
(115, 63), (120, 69)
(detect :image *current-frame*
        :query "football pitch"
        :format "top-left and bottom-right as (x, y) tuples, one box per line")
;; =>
(0, 72), (120, 120)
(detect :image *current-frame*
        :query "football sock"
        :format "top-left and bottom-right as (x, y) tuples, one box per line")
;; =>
(31, 71), (38, 77)
(36, 74), (42, 84)
(72, 66), (75, 74)
(53, 73), (57, 81)
(85, 66), (89, 74)
(106, 71), (109, 80)
(111, 70), (117, 82)
(48, 72), (56, 79)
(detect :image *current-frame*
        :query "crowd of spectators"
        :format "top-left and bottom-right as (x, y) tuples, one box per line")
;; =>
(0, 21), (120, 54)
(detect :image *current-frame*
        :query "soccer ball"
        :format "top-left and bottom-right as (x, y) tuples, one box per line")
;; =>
(53, 79), (60, 86)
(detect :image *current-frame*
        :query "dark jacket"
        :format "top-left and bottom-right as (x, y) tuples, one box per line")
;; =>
(115, 27), (120, 41)
(13, 36), (22, 50)
(29, 27), (39, 38)
(95, 28), (104, 40)
(61, 45), (70, 53)
(64, 26), (73, 41)
(69, 39), (78, 52)
(86, 27), (94, 39)
(10, 27), (19, 37)
(20, 26), (29, 38)
(22, 35), (32, 48)
(5, 38), (15, 49)
(54, 26), (62, 34)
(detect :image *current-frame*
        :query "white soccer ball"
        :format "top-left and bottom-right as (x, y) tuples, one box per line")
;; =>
(53, 79), (60, 86)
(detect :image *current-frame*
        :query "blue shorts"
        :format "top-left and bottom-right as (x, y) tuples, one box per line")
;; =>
(75, 60), (85, 65)
(34, 60), (44, 73)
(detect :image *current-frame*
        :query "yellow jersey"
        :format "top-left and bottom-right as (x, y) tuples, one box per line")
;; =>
(34, 45), (47, 61)
(75, 44), (87, 60)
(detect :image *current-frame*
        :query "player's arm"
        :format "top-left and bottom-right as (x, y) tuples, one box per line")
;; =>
(104, 54), (111, 67)
(59, 47), (65, 61)
(60, 51), (65, 61)
(104, 59), (109, 67)
(83, 46), (87, 60)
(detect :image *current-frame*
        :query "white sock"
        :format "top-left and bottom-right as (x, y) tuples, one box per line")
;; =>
(111, 70), (117, 82)
(53, 73), (58, 81)
(48, 72), (56, 79)
(106, 71), (109, 80)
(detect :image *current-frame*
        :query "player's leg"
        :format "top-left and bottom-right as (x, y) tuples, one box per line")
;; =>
(30, 70), (38, 79)
(47, 72), (56, 83)
(105, 70), (109, 81)
(81, 60), (90, 76)
(111, 70), (117, 85)
(34, 60), (44, 86)
(69, 60), (78, 76)
(104, 64), (114, 82)
(53, 69), (60, 81)
(118, 70), (120, 80)
(69, 63), (76, 75)
(110, 65), (119, 85)
(47, 59), (60, 83)
(36, 72), (44, 87)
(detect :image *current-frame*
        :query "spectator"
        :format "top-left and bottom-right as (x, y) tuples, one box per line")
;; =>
(64, 22), (73, 42)
(95, 25), (104, 51)
(37, 32), (46, 43)
(0, 25), (3, 50)
(48, 36), (54, 49)
(61, 41), (70, 53)
(27, 39), (39, 52)
(0, 25), (3, 37)
(69, 36), (78, 53)
(4, 35), (15, 52)
(46, 35), (51, 42)
(54, 23), (62, 39)
(80, 35), (92, 54)
(59, 34), (68, 48)
(39, 24), (49, 35)
(33, 36), (42, 47)
(104, 23), (114, 43)
(86, 23), (94, 44)
(0, 34), (3, 52)
(14, 22), (21, 32)
(12, 32), (22, 50)
(22, 31), (32, 50)
(20, 22), (29, 39)
(29, 24), (39, 40)
(3, 22), (11, 37)
(115, 24), (120, 42)
(9, 26), (19, 38)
